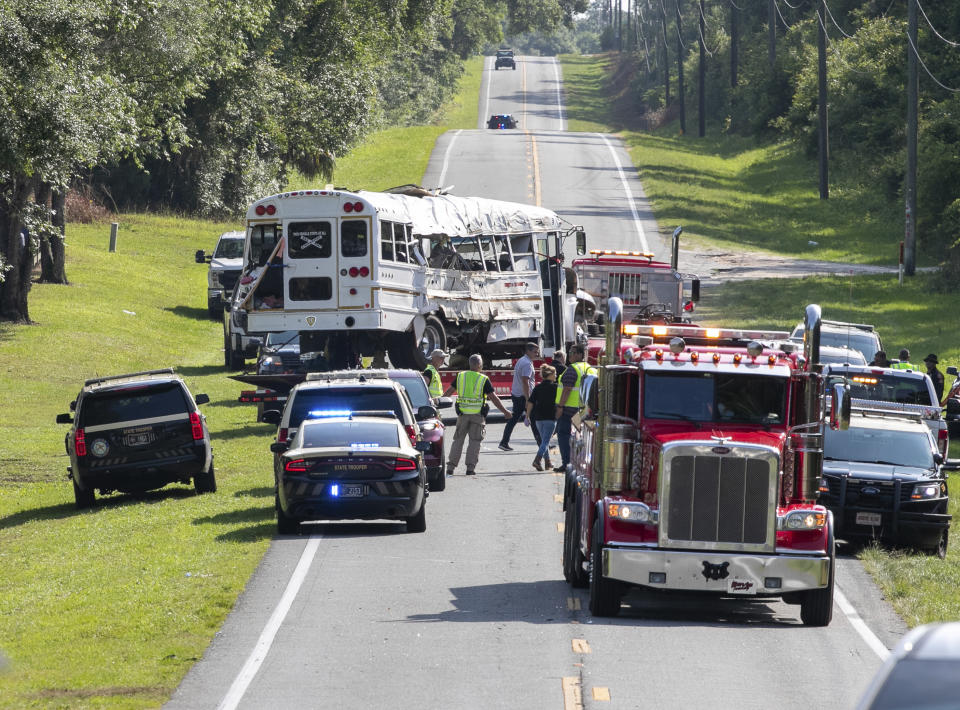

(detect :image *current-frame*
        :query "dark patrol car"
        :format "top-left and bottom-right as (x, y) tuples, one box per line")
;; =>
(487, 114), (517, 129)
(271, 414), (429, 535)
(817, 408), (950, 558)
(56, 369), (214, 508)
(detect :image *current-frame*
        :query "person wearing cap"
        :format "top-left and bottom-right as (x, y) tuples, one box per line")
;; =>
(891, 348), (916, 370)
(924, 354), (945, 402)
(422, 349), (446, 400)
(442, 353), (510, 475)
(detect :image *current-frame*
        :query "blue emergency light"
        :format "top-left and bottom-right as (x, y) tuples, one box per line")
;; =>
(306, 409), (353, 419)
(330, 484), (339, 497)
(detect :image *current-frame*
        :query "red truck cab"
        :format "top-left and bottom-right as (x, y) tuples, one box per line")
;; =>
(563, 300), (848, 626)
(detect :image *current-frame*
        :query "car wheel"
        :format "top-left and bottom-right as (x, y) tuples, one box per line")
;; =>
(276, 494), (300, 535)
(207, 298), (221, 319)
(800, 514), (835, 627)
(563, 496), (589, 588)
(429, 466), (446, 493)
(925, 529), (949, 560)
(588, 517), (621, 616)
(73, 477), (95, 509)
(224, 328), (244, 370)
(406, 501), (427, 533)
(194, 464), (217, 494)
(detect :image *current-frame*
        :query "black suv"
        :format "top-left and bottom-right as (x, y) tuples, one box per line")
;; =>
(56, 369), (214, 508)
(495, 49), (516, 70)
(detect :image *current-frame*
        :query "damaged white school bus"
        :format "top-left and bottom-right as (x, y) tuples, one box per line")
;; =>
(223, 186), (587, 370)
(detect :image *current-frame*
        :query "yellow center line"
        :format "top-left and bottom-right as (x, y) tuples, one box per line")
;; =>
(557, 522), (565, 532)
(571, 638), (591, 654)
(592, 687), (611, 701)
(561, 677), (583, 710)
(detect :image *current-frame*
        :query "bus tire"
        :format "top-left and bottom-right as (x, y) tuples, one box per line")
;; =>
(419, 316), (446, 363)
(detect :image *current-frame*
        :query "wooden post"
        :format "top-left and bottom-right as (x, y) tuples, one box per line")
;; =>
(109, 223), (118, 252)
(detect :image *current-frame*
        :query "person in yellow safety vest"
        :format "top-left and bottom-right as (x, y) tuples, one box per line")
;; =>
(441, 353), (510, 475)
(890, 348), (916, 370)
(422, 349), (446, 400)
(552, 344), (593, 473)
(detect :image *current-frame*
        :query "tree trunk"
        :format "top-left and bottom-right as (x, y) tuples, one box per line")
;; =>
(0, 177), (34, 322)
(37, 181), (56, 282)
(50, 188), (69, 284)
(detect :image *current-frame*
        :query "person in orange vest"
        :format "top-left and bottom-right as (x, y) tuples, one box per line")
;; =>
(442, 353), (509, 475)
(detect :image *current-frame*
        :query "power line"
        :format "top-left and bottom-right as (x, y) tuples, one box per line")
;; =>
(670, 0), (687, 50)
(779, 0), (801, 9)
(728, 0), (746, 11)
(906, 30), (960, 92)
(917, 0), (960, 48)
(697, 2), (715, 57)
(822, 0), (856, 40)
(773, 0), (793, 31)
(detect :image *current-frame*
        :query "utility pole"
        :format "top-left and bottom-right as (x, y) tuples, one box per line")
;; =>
(618, 0), (623, 52)
(817, 0), (828, 199)
(730, 1), (738, 88)
(698, 0), (706, 137)
(677, 0), (686, 134)
(905, 0), (918, 275)
(661, 0), (671, 105)
(768, 0), (776, 69)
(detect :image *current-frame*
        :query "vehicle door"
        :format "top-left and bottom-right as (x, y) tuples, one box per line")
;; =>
(537, 232), (565, 352)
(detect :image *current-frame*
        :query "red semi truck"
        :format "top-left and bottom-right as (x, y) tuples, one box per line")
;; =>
(563, 299), (849, 625)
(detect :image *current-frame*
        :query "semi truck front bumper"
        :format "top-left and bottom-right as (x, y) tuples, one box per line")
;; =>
(604, 547), (830, 595)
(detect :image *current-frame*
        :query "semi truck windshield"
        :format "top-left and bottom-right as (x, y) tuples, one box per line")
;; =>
(644, 371), (787, 424)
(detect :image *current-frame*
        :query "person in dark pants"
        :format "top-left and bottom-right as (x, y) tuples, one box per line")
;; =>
(553, 345), (589, 472)
(526, 364), (558, 470)
(924, 353), (945, 402)
(499, 342), (539, 451)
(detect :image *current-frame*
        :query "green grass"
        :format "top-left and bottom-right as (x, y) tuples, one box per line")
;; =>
(0, 58), (485, 710)
(560, 54), (915, 266)
(286, 56), (484, 192)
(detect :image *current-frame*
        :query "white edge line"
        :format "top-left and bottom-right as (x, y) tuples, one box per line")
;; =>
(835, 586), (890, 660)
(437, 129), (462, 188)
(482, 56), (492, 128)
(595, 133), (649, 253)
(552, 58), (566, 132)
(217, 535), (323, 710)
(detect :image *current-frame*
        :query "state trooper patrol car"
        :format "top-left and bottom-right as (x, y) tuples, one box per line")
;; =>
(56, 369), (214, 508)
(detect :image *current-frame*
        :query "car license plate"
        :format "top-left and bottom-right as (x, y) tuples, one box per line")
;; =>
(124, 432), (155, 447)
(856, 512), (882, 527)
(338, 485), (365, 498)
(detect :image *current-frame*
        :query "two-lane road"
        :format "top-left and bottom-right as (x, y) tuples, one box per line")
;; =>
(167, 56), (901, 710)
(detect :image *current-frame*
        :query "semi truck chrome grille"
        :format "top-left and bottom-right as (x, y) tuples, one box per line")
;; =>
(661, 447), (777, 552)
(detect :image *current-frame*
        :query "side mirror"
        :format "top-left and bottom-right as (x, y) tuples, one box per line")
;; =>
(933, 453), (944, 465)
(194, 393), (210, 405)
(415, 441), (432, 452)
(690, 279), (700, 303)
(195, 249), (206, 264)
(947, 366), (958, 377)
(436, 397), (453, 409)
(270, 442), (289, 454)
(829, 383), (851, 431)
(417, 404), (438, 420)
(575, 229), (586, 255)
(56, 413), (72, 424)
(261, 410), (282, 425)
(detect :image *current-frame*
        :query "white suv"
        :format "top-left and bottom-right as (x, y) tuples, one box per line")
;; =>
(195, 230), (245, 317)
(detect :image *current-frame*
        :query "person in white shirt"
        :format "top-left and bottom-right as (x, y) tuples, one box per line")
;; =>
(498, 342), (539, 451)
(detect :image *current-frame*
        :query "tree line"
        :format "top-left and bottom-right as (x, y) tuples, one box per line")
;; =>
(0, 0), (586, 323)
(583, 0), (960, 279)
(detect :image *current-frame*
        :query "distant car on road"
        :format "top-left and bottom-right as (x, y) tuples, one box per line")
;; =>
(494, 49), (516, 70)
(818, 410), (949, 558)
(271, 413), (429, 535)
(56, 368), (214, 507)
(195, 230), (244, 317)
(855, 622), (960, 710)
(487, 114), (517, 129)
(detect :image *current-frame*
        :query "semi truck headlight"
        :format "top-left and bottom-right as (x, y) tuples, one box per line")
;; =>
(778, 510), (827, 530)
(608, 502), (658, 524)
(911, 483), (941, 500)
(209, 272), (221, 287)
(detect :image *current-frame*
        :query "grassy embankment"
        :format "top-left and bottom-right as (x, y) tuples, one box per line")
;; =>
(560, 53), (960, 626)
(0, 57), (482, 710)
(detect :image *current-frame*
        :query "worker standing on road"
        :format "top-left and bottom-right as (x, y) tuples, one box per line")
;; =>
(924, 354), (946, 402)
(422, 349), (446, 400)
(553, 345), (590, 473)
(499, 342), (540, 451)
(891, 348), (916, 370)
(526, 364), (558, 471)
(443, 353), (510, 475)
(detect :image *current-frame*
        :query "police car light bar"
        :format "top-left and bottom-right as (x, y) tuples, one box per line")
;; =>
(848, 397), (939, 421)
(305, 371), (392, 382)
